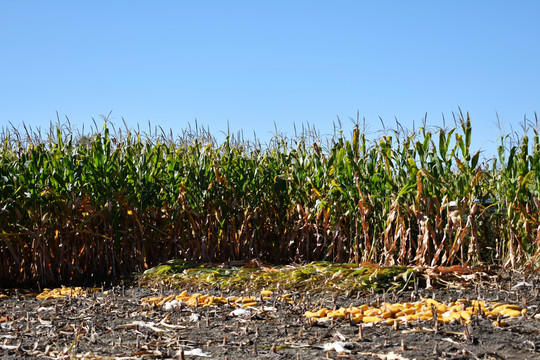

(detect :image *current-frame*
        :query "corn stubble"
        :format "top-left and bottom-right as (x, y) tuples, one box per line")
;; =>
(1, 113), (540, 287)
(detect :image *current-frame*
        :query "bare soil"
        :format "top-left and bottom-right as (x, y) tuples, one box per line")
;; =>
(1, 271), (539, 359)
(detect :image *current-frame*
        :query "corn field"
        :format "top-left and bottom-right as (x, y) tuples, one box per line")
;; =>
(1, 113), (540, 287)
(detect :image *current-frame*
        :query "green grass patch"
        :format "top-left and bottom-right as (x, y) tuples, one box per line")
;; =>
(140, 260), (417, 293)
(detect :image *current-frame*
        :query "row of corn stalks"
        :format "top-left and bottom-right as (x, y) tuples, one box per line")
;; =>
(1, 113), (539, 287)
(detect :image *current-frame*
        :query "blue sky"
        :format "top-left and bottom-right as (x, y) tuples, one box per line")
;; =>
(1, 1), (539, 158)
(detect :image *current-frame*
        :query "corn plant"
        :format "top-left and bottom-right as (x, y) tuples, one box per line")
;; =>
(1, 114), (539, 288)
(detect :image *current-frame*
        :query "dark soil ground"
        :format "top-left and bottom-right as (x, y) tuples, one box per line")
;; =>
(1, 271), (540, 359)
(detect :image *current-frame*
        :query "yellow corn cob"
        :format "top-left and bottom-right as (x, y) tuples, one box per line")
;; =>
(439, 312), (460, 323)
(384, 305), (401, 314)
(380, 311), (394, 319)
(328, 312), (347, 319)
(362, 316), (382, 323)
(156, 294), (174, 306)
(436, 304), (447, 314)
(424, 298), (441, 307)
(492, 304), (521, 312)
(349, 307), (365, 315)
(500, 308), (521, 317)
(364, 308), (381, 317)
(142, 296), (161, 303)
(459, 310), (471, 321)
(395, 308), (415, 317)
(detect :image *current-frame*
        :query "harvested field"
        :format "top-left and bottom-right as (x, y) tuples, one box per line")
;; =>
(1, 265), (539, 359)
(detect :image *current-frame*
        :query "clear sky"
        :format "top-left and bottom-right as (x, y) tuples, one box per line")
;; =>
(1, 1), (539, 158)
